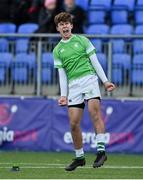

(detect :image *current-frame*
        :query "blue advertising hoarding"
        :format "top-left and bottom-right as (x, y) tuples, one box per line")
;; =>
(0, 97), (143, 153)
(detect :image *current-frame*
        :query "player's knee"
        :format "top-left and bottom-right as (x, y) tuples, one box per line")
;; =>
(89, 109), (99, 122)
(70, 122), (79, 132)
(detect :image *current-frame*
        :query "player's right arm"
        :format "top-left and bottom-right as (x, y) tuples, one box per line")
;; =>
(58, 68), (68, 106)
(53, 47), (68, 106)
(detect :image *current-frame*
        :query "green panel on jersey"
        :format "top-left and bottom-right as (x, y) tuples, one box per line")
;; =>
(53, 35), (96, 81)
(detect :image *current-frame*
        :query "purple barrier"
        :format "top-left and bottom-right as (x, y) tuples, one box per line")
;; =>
(0, 97), (143, 153)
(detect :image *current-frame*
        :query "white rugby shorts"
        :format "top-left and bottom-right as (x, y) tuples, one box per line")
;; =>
(68, 74), (101, 106)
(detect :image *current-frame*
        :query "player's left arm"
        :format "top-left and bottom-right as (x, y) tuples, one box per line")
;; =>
(81, 35), (115, 92)
(90, 53), (116, 92)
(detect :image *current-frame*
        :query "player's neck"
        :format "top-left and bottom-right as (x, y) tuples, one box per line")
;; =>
(62, 33), (73, 40)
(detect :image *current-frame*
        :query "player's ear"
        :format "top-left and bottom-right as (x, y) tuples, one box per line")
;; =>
(56, 26), (60, 32)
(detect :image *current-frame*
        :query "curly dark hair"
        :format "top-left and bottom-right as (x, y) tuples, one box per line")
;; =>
(54, 12), (73, 26)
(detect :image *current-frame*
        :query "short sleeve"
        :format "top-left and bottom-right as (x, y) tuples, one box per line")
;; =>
(80, 36), (96, 57)
(53, 48), (63, 68)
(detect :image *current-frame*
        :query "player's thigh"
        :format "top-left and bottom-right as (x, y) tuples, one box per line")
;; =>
(68, 107), (84, 126)
(88, 98), (101, 112)
(87, 98), (102, 119)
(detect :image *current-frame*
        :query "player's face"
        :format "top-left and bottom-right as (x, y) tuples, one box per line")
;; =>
(57, 21), (73, 40)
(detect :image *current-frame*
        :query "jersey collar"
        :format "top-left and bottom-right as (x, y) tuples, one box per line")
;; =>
(61, 34), (75, 43)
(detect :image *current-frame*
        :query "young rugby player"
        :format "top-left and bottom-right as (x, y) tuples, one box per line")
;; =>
(53, 12), (115, 171)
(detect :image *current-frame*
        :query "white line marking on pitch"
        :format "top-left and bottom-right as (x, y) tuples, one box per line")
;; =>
(0, 163), (63, 165)
(0, 165), (143, 169)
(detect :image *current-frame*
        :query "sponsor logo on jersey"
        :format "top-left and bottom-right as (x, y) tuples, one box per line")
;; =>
(74, 43), (79, 48)
(60, 49), (65, 53)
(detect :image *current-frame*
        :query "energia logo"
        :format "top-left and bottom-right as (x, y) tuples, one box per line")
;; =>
(64, 131), (134, 148)
(64, 132), (110, 148)
(0, 127), (38, 145)
(0, 104), (18, 125)
(0, 126), (14, 144)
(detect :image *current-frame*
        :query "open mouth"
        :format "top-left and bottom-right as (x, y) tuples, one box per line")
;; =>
(63, 29), (69, 34)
